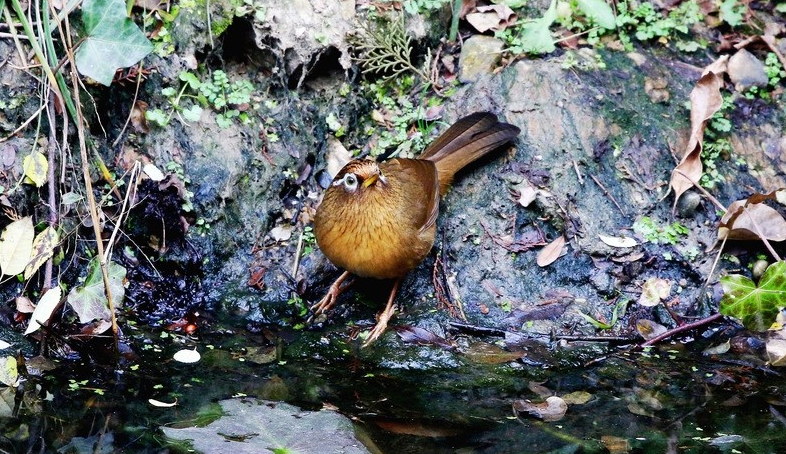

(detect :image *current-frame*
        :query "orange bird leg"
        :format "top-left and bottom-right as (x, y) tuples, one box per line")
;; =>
(363, 278), (403, 347)
(310, 271), (352, 318)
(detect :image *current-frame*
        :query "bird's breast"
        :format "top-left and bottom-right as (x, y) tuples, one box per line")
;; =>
(314, 180), (436, 279)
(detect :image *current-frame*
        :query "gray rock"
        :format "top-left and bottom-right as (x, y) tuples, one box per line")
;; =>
(676, 191), (702, 218)
(728, 49), (769, 91)
(459, 36), (505, 83)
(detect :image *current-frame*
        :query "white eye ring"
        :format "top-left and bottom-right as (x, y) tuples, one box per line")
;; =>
(335, 173), (358, 192)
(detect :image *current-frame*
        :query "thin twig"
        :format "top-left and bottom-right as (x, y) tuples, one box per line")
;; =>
(0, 103), (47, 143)
(572, 159), (584, 185)
(103, 162), (141, 263)
(590, 174), (626, 216)
(641, 313), (724, 347)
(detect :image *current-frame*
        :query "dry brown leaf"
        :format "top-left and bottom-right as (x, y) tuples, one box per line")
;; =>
(537, 235), (565, 267)
(669, 65), (725, 207)
(636, 319), (667, 341)
(459, 0), (478, 19)
(466, 5), (517, 33)
(718, 201), (786, 242)
(130, 100), (149, 133)
(638, 278), (671, 307)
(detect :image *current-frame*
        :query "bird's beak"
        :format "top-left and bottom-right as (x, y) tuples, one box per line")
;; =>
(362, 173), (379, 188)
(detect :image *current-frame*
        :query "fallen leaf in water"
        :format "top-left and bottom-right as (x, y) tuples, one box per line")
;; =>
(636, 319), (667, 341)
(562, 391), (593, 405)
(638, 278), (671, 307)
(537, 235), (565, 267)
(395, 325), (454, 350)
(670, 58), (727, 207)
(601, 435), (631, 454)
(375, 419), (462, 437)
(703, 340), (731, 356)
(463, 341), (524, 364)
(513, 396), (567, 422)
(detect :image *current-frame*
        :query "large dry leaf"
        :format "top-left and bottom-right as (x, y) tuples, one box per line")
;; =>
(669, 69), (725, 206)
(0, 217), (34, 277)
(718, 200), (786, 242)
(537, 235), (565, 267)
(24, 226), (59, 279)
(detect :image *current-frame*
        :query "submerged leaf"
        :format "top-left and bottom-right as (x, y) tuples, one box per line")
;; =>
(513, 396), (567, 422)
(720, 262), (786, 331)
(0, 217), (34, 277)
(463, 341), (524, 364)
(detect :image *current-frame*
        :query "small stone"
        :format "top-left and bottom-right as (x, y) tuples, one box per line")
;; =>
(727, 49), (768, 91)
(676, 191), (702, 218)
(627, 52), (647, 66)
(459, 36), (505, 84)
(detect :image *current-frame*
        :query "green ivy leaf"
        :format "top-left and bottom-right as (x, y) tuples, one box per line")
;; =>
(576, 0), (616, 29)
(66, 259), (127, 323)
(75, 0), (153, 86)
(720, 262), (786, 331)
(515, 0), (558, 54)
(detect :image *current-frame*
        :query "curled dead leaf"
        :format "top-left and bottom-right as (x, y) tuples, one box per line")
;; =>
(638, 278), (671, 307)
(718, 200), (786, 242)
(513, 396), (567, 422)
(466, 5), (517, 33)
(669, 66), (725, 207)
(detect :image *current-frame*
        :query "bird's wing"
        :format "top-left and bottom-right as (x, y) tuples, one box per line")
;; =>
(381, 158), (440, 234)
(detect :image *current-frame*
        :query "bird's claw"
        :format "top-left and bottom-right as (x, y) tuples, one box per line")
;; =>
(362, 307), (395, 347)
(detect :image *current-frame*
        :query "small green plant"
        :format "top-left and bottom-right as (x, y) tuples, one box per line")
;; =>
(765, 52), (785, 87)
(614, 0), (703, 51)
(401, 0), (449, 14)
(579, 298), (629, 330)
(633, 217), (689, 245)
(146, 70), (254, 128)
(235, 0), (267, 25)
(301, 226), (316, 256)
(700, 95), (734, 188)
(165, 161), (196, 213)
(287, 294), (308, 317)
(353, 14), (432, 83)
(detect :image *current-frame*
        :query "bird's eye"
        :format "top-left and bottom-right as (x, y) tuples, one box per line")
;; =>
(343, 173), (358, 192)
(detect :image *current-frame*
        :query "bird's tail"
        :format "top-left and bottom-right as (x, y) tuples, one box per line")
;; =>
(421, 112), (520, 195)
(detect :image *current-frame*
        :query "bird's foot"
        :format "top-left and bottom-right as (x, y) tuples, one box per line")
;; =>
(362, 311), (394, 347)
(308, 271), (351, 323)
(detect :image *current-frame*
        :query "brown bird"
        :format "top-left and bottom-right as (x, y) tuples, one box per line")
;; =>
(312, 112), (520, 345)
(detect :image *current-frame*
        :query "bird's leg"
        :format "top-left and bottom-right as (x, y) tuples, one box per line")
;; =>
(363, 278), (402, 347)
(310, 271), (352, 319)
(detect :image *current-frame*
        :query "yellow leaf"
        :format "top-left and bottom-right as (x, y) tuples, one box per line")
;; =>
(23, 151), (48, 187)
(24, 226), (59, 279)
(0, 217), (34, 277)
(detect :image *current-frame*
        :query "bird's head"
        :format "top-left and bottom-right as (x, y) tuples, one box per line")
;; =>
(330, 159), (387, 195)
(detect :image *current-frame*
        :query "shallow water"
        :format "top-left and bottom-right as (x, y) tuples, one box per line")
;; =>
(6, 320), (786, 454)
